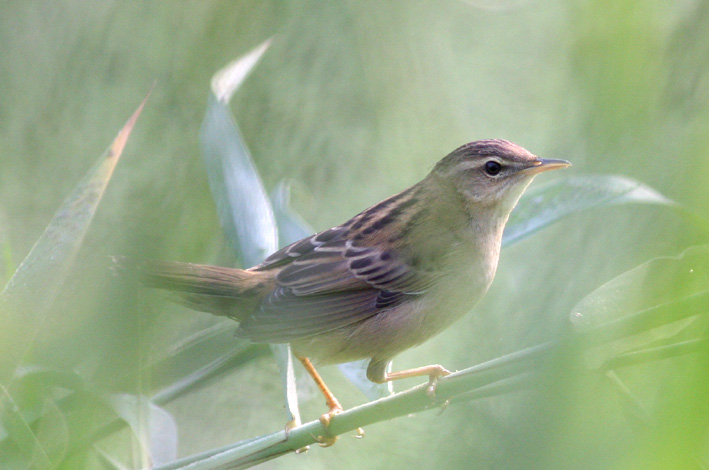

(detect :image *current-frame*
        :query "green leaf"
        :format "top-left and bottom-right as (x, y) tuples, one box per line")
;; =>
(270, 181), (312, 248)
(0, 385), (68, 470)
(0, 221), (14, 284)
(146, 324), (266, 405)
(570, 245), (709, 366)
(201, 43), (307, 437)
(210, 40), (272, 104)
(0, 93), (148, 383)
(503, 174), (675, 247)
(269, 344), (303, 429)
(103, 394), (178, 467)
(93, 447), (133, 470)
(0, 366), (88, 465)
(199, 41), (276, 267)
(29, 399), (68, 469)
(338, 359), (392, 400)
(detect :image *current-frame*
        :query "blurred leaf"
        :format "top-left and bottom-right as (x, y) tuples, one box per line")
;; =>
(571, 245), (709, 366)
(0, 366), (85, 441)
(1, 224), (13, 284)
(210, 40), (272, 104)
(0, 387), (68, 470)
(270, 181), (312, 248)
(503, 175), (675, 247)
(29, 399), (69, 469)
(98, 319), (253, 396)
(202, 44), (307, 438)
(94, 447), (132, 470)
(0, 92), (149, 382)
(147, 325), (267, 406)
(13, 365), (86, 395)
(270, 344), (302, 429)
(0, 330), (267, 466)
(338, 359), (392, 400)
(200, 41), (276, 267)
(604, 371), (652, 429)
(103, 394), (178, 467)
(0, 383), (40, 464)
(601, 338), (708, 372)
(0, 366), (90, 464)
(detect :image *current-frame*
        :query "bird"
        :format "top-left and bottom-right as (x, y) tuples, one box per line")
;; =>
(126, 139), (569, 443)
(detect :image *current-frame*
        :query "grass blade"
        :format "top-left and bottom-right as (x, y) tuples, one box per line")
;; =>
(199, 41), (275, 267)
(0, 92), (148, 383)
(200, 42), (306, 442)
(504, 174), (675, 246)
(571, 245), (709, 366)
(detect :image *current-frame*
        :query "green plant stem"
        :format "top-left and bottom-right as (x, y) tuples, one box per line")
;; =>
(154, 291), (709, 469)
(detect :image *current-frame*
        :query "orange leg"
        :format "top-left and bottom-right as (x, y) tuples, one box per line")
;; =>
(298, 356), (343, 426)
(298, 357), (367, 446)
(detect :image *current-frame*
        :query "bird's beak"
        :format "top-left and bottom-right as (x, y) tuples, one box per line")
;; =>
(523, 158), (571, 175)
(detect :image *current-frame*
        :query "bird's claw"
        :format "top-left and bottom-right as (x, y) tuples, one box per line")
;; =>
(425, 367), (452, 399)
(314, 434), (339, 447)
(315, 406), (365, 446)
(316, 407), (341, 447)
(319, 406), (341, 428)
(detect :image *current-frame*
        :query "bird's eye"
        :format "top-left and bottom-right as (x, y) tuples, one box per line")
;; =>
(484, 160), (502, 176)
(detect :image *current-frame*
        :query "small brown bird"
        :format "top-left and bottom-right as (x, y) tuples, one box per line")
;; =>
(133, 139), (569, 438)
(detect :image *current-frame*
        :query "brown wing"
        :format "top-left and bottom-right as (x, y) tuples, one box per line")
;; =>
(239, 188), (437, 342)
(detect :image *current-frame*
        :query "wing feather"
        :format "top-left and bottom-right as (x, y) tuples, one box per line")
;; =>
(235, 187), (439, 342)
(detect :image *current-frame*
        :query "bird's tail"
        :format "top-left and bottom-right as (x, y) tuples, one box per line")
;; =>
(112, 257), (270, 320)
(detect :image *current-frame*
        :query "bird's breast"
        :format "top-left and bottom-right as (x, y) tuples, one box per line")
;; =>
(292, 240), (500, 366)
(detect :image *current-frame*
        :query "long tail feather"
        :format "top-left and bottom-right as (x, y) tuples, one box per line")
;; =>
(112, 257), (269, 319)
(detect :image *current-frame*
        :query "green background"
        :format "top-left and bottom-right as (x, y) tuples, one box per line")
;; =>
(2, 1), (708, 469)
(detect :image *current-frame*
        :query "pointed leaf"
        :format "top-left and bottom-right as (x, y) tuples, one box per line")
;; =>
(0, 93), (149, 382)
(200, 41), (276, 267)
(269, 344), (302, 429)
(202, 44), (307, 435)
(570, 245), (709, 366)
(211, 40), (271, 104)
(503, 174), (675, 246)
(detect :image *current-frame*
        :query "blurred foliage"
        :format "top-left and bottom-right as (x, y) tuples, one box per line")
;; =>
(1, 1), (709, 469)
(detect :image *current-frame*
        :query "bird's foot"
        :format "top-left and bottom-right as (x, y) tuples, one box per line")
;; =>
(315, 406), (342, 447)
(425, 366), (452, 399)
(314, 406), (365, 446)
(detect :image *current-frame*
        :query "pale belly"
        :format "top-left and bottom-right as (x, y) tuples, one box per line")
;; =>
(290, 263), (495, 366)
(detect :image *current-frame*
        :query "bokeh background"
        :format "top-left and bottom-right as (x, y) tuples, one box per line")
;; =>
(2, 1), (708, 469)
